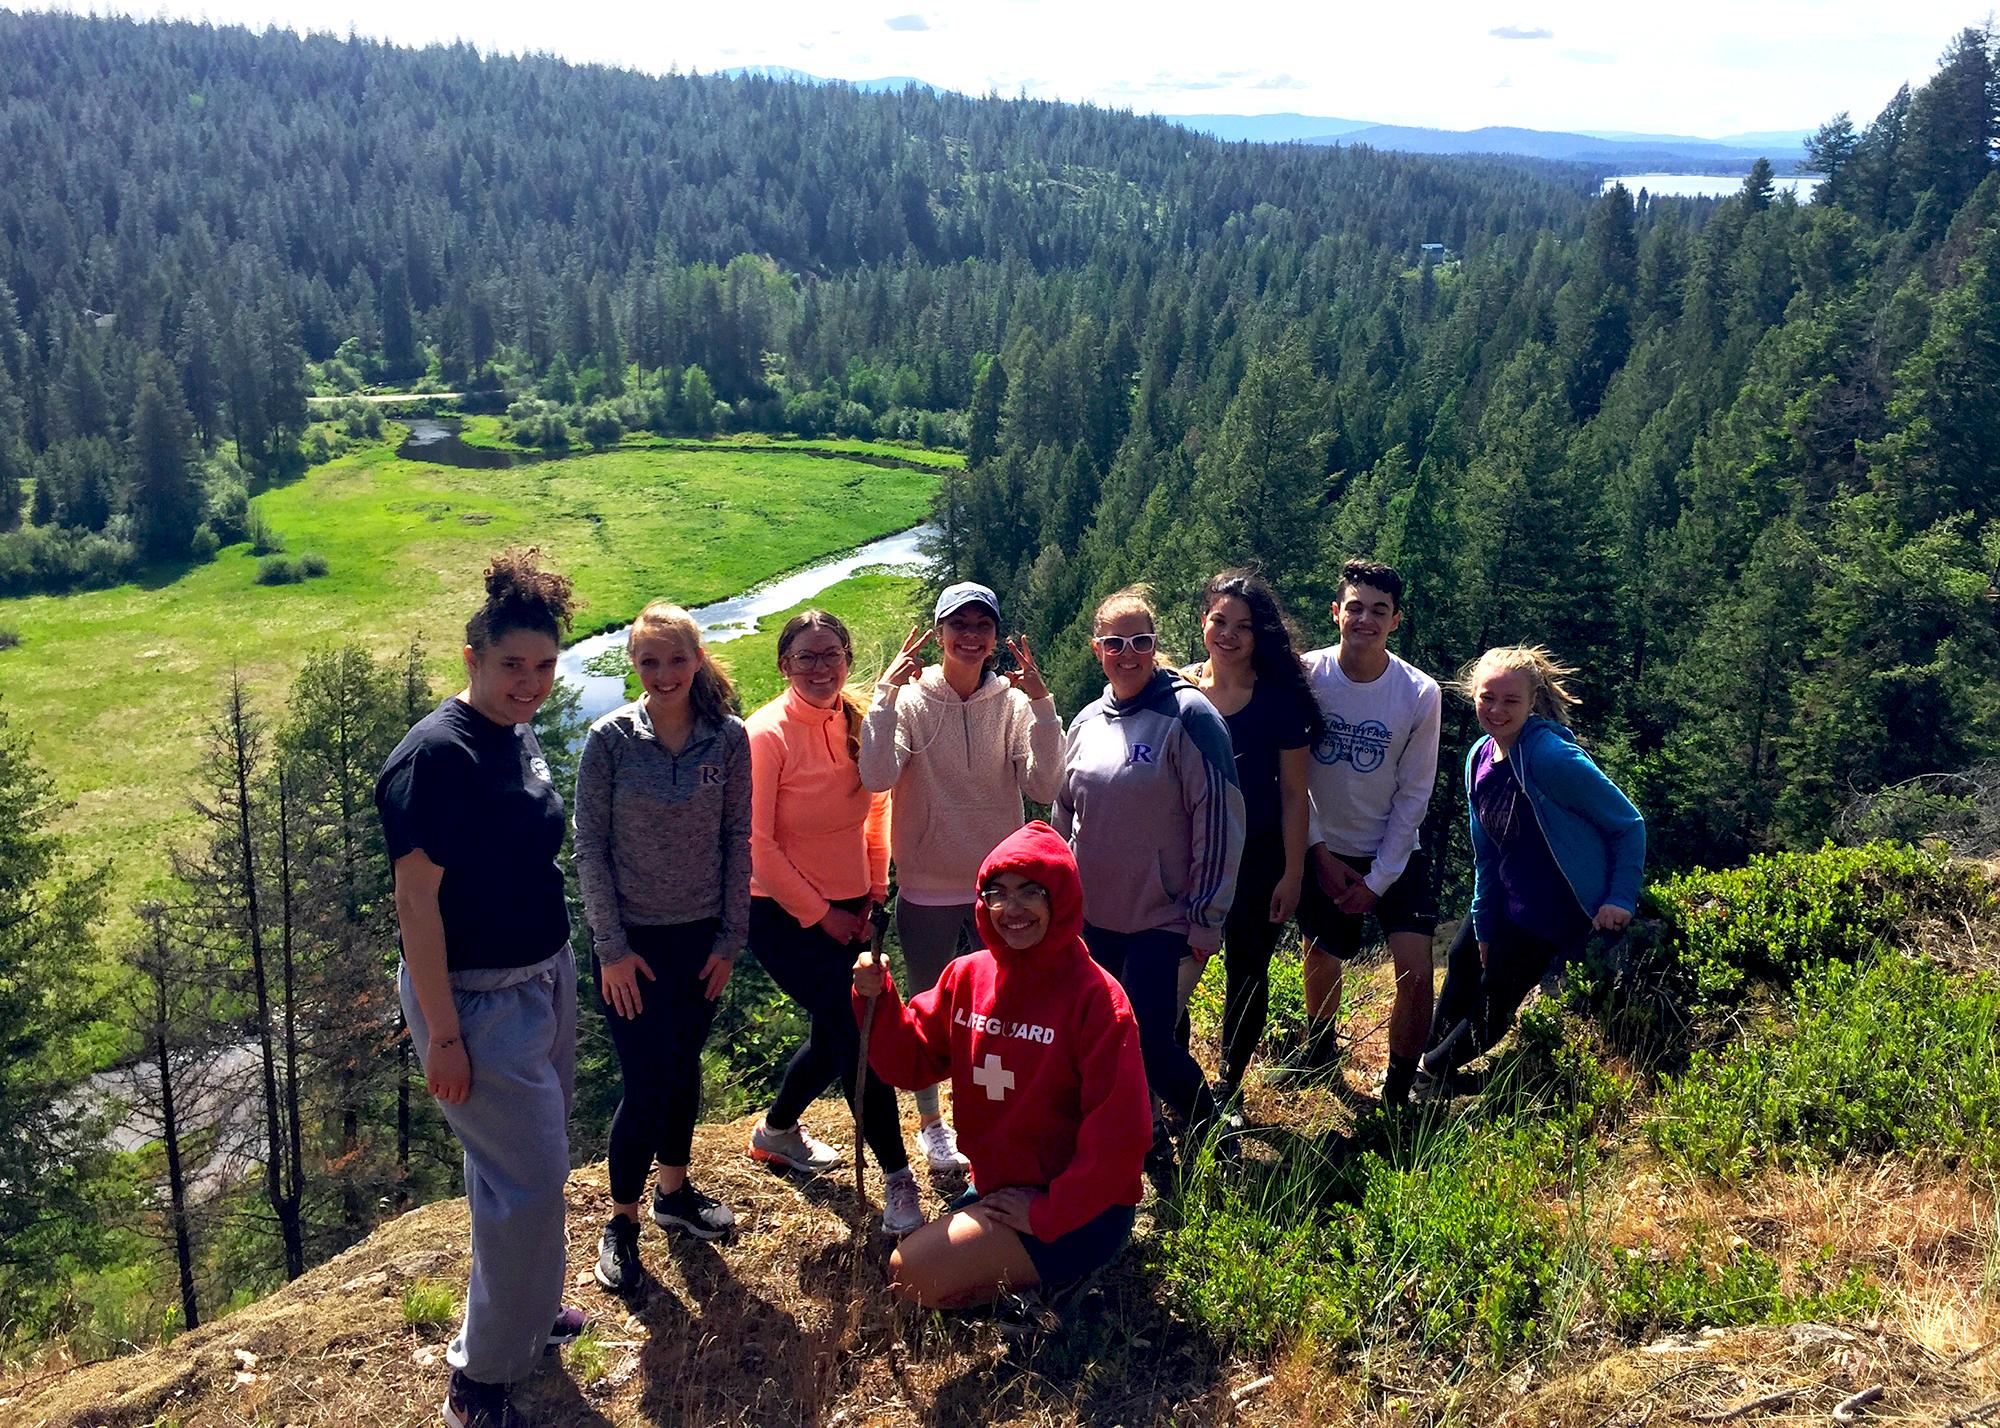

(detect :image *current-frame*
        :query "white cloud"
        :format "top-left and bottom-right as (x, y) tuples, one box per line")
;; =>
(1490, 25), (1554, 40)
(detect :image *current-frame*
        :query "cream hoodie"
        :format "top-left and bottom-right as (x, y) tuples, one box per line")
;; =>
(858, 666), (1063, 905)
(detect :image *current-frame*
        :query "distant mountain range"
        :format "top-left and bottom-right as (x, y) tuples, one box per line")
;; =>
(1164, 114), (1809, 170)
(709, 73), (1807, 172)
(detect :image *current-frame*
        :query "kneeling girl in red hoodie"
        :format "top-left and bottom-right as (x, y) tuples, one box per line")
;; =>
(852, 821), (1152, 1308)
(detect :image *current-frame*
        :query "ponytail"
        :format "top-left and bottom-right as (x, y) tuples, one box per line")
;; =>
(628, 601), (738, 722)
(777, 609), (864, 759)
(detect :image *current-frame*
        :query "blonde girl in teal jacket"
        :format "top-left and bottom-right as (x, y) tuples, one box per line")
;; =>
(1421, 646), (1644, 1087)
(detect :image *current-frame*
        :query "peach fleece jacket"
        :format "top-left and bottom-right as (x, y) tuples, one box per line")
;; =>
(746, 687), (890, 926)
(857, 667), (1063, 904)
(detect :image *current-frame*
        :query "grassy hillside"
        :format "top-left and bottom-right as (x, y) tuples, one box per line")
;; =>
(0, 439), (937, 889)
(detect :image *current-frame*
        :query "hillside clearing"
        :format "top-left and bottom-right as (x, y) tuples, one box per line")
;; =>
(0, 441), (936, 890)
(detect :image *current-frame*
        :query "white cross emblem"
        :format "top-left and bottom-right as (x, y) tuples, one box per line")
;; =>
(971, 1053), (1015, 1102)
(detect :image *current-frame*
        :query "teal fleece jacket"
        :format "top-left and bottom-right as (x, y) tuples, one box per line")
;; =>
(1466, 717), (1646, 943)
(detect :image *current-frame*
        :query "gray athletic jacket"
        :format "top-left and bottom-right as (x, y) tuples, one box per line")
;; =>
(1053, 669), (1244, 952)
(573, 703), (752, 965)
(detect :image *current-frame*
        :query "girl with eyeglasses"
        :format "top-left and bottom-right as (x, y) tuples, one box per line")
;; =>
(573, 602), (749, 1294)
(1181, 570), (1324, 1108)
(858, 581), (1063, 1186)
(1419, 646), (1645, 1093)
(851, 821), (1151, 1308)
(742, 609), (922, 1237)
(1053, 587), (1244, 1188)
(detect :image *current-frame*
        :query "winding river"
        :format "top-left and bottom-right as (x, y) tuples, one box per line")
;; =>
(392, 417), (938, 721)
(558, 524), (937, 721)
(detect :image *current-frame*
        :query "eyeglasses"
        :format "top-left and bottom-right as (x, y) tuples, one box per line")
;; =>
(977, 883), (1050, 909)
(783, 649), (849, 671)
(1093, 633), (1157, 655)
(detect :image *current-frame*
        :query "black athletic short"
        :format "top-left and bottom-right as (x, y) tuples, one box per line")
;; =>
(1296, 846), (1438, 959)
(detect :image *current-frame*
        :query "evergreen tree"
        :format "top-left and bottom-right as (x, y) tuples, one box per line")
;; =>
(965, 354), (1006, 466)
(1191, 333), (1333, 592)
(128, 363), (199, 560)
(0, 702), (114, 1331)
(176, 674), (305, 1280)
(124, 900), (218, 1334)
(176, 294), (222, 451)
(1804, 112), (1860, 202)
(378, 266), (418, 380)
(1869, 220), (2000, 528)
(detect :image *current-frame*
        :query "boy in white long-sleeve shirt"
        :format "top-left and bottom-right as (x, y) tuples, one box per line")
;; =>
(1275, 559), (1441, 1107)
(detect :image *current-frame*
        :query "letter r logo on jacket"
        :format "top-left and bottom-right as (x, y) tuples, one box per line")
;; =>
(699, 764), (724, 786)
(1127, 743), (1156, 765)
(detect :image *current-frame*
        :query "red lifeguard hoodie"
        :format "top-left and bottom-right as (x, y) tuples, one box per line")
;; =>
(855, 820), (1151, 1241)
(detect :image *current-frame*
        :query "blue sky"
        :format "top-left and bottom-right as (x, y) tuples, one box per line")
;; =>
(23, 0), (1984, 135)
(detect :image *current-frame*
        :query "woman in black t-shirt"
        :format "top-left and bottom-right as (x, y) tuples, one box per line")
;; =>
(374, 549), (584, 1428)
(1183, 570), (1323, 1106)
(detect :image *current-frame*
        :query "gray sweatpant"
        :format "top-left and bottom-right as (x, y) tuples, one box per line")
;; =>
(894, 900), (977, 1118)
(401, 946), (577, 1386)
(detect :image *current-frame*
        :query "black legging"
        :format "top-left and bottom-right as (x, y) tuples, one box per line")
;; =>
(1173, 836), (1287, 1087)
(750, 896), (909, 1175)
(1216, 835), (1288, 1086)
(1422, 914), (1587, 1076)
(1091, 923), (1218, 1141)
(599, 919), (721, 1205)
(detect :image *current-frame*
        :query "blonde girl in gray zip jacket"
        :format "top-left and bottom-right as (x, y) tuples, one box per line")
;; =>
(859, 581), (1064, 1177)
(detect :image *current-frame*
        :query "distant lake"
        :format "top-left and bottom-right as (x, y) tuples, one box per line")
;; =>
(1603, 173), (1823, 200)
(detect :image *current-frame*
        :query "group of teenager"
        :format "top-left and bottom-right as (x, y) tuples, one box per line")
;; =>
(374, 549), (1647, 1428)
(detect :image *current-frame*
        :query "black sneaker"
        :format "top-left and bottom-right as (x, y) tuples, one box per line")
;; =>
(595, 1214), (642, 1293)
(442, 1369), (524, 1428)
(651, 1182), (736, 1241)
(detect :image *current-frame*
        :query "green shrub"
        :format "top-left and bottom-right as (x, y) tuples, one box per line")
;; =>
(255, 553), (328, 585)
(1643, 842), (1986, 1017)
(401, 1277), (456, 1327)
(1484, 991), (1631, 1173)
(189, 523), (220, 561)
(1649, 952), (2000, 1177)
(1158, 1120), (1565, 1366)
(1604, 1243), (1880, 1335)
(246, 507), (284, 555)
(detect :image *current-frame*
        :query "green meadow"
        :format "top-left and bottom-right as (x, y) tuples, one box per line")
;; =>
(0, 438), (938, 889)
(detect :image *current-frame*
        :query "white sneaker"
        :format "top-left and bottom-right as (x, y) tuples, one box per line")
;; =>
(881, 1167), (926, 1237)
(917, 1119), (971, 1178)
(748, 1120), (843, 1174)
